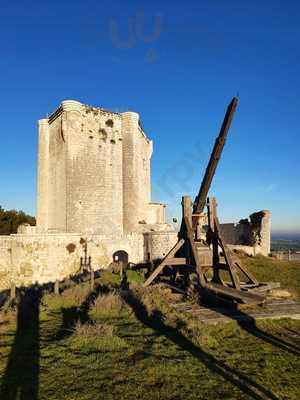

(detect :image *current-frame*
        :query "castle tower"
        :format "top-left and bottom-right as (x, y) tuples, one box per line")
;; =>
(36, 100), (167, 236)
(36, 119), (50, 232)
(36, 100), (124, 235)
(121, 112), (153, 232)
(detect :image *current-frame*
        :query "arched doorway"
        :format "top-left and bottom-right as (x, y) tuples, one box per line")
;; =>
(112, 250), (129, 274)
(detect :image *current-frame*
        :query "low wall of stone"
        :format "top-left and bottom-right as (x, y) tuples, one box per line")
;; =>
(0, 233), (145, 290)
(227, 245), (255, 256)
(0, 230), (179, 290)
(0, 236), (12, 290)
(227, 244), (270, 257)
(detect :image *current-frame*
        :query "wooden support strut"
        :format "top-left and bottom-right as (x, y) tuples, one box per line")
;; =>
(208, 197), (241, 290)
(143, 239), (185, 287)
(235, 262), (259, 286)
(207, 197), (222, 284)
(182, 196), (207, 287)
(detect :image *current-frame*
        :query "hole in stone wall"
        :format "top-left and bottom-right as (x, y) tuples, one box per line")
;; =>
(110, 139), (116, 144)
(106, 119), (114, 127)
(99, 128), (107, 141)
(66, 243), (76, 253)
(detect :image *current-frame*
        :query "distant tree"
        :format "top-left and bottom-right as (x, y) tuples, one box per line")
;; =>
(0, 206), (36, 235)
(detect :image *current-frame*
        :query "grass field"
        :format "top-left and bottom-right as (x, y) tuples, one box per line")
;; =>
(0, 256), (299, 400)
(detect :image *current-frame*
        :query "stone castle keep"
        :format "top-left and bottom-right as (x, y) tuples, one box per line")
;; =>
(0, 100), (271, 290)
(36, 100), (166, 234)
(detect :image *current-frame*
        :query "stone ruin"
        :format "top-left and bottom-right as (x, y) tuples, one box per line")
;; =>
(0, 100), (271, 290)
(196, 210), (271, 257)
(220, 210), (271, 256)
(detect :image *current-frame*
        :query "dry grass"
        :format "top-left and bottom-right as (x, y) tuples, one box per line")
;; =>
(129, 282), (180, 316)
(73, 321), (114, 340)
(43, 283), (92, 310)
(91, 291), (126, 318)
(63, 285), (91, 305)
(71, 320), (127, 351)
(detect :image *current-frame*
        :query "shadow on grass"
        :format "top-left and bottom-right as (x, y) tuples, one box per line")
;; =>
(122, 289), (279, 400)
(0, 286), (42, 400)
(238, 316), (300, 356)
(201, 295), (300, 357)
(0, 281), (108, 399)
(49, 283), (110, 341)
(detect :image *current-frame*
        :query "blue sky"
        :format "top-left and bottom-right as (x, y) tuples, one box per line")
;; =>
(0, 0), (299, 235)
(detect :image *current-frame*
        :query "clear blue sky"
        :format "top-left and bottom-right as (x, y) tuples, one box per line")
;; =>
(0, 0), (299, 235)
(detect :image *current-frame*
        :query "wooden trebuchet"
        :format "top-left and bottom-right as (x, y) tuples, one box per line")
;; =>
(143, 97), (265, 306)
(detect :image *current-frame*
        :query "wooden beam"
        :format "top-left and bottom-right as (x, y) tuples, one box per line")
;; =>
(235, 262), (259, 285)
(143, 239), (185, 287)
(182, 196), (206, 287)
(210, 198), (241, 290)
(207, 197), (222, 283)
(205, 282), (265, 305)
(193, 97), (239, 214)
(167, 258), (187, 265)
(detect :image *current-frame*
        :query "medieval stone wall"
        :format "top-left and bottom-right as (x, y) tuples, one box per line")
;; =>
(0, 230), (179, 291)
(220, 222), (252, 245)
(0, 233), (144, 290)
(144, 231), (178, 260)
(0, 236), (12, 290)
(220, 210), (271, 256)
(63, 101), (123, 235)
